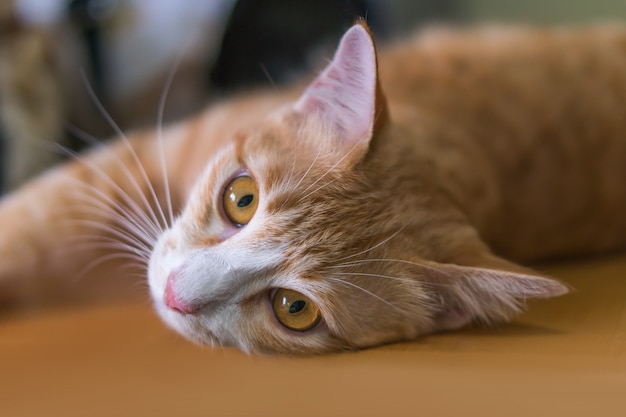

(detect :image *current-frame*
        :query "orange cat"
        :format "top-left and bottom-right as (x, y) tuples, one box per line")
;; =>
(1, 21), (625, 354)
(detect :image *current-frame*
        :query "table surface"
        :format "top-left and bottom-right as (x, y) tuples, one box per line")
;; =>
(1, 255), (625, 417)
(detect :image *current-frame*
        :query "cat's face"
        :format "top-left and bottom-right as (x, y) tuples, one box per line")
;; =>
(148, 111), (432, 354)
(147, 23), (567, 354)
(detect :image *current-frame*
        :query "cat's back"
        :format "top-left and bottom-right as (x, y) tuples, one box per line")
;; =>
(378, 25), (626, 260)
(381, 24), (626, 122)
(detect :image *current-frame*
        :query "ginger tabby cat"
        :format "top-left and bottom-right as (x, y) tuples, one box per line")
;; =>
(0, 21), (625, 354)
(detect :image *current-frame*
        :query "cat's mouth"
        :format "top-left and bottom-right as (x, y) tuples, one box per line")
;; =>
(154, 299), (236, 347)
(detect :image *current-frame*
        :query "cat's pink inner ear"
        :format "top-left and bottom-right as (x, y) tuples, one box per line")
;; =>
(295, 23), (378, 147)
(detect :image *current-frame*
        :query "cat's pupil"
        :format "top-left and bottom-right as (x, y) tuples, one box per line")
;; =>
(237, 194), (254, 208)
(289, 300), (306, 314)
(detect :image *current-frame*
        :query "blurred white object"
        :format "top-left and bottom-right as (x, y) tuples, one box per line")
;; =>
(14, 0), (237, 119)
(102, 0), (236, 101)
(15, 0), (66, 25)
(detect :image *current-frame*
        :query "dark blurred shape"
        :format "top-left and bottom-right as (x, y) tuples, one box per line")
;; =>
(209, 0), (382, 92)
(68, 0), (106, 103)
(0, 116), (4, 194)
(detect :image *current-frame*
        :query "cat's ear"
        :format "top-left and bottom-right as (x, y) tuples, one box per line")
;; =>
(428, 261), (569, 331)
(294, 21), (388, 156)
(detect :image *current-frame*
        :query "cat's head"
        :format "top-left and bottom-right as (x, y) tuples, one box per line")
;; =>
(148, 22), (567, 354)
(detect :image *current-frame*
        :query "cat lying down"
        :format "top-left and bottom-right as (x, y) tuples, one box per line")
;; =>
(1, 21), (625, 354)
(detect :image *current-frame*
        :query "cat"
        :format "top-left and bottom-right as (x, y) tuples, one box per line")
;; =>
(1, 20), (625, 354)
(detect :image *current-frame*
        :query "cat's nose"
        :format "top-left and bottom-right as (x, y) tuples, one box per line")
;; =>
(164, 273), (195, 314)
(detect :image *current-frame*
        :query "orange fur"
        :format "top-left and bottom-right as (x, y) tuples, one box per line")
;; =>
(1, 23), (625, 354)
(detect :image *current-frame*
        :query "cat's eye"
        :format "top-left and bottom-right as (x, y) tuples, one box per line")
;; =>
(272, 288), (321, 332)
(223, 176), (259, 226)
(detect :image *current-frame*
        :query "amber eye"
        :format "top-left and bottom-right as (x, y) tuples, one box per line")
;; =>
(272, 288), (321, 332)
(223, 176), (259, 226)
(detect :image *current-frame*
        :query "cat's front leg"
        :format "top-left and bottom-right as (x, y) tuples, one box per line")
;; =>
(0, 132), (180, 303)
(0, 170), (84, 304)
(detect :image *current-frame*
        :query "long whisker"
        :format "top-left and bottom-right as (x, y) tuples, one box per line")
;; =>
(277, 147), (323, 211)
(64, 231), (152, 257)
(65, 235), (151, 261)
(292, 146), (323, 192)
(79, 70), (169, 230)
(66, 201), (157, 247)
(156, 50), (185, 227)
(260, 63), (277, 89)
(66, 220), (153, 255)
(66, 184), (160, 243)
(326, 259), (461, 287)
(296, 139), (361, 203)
(331, 271), (414, 284)
(65, 124), (165, 234)
(333, 226), (407, 263)
(72, 251), (150, 284)
(328, 277), (404, 313)
(66, 179), (158, 237)
(326, 258), (439, 273)
(66, 239), (151, 264)
(296, 177), (338, 205)
(55, 144), (162, 239)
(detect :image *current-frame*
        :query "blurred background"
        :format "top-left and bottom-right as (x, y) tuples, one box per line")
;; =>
(1, 0), (625, 193)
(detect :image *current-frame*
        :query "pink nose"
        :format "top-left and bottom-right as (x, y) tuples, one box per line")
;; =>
(164, 273), (194, 314)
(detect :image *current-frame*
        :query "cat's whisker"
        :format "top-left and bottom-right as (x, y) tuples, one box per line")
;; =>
(291, 147), (323, 193)
(65, 220), (153, 256)
(55, 144), (163, 239)
(330, 271), (454, 289)
(65, 244), (148, 267)
(327, 260), (466, 288)
(328, 257), (437, 271)
(280, 149), (322, 210)
(295, 139), (361, 203)
(116, 261), (148, 276)
(156, 51), (185, 227)
(296, 177), (338, 205)
(333, 226), (407, 263)
(66, 186), (160, 243)
(60, 179), (159, 274)
(64, 126), (166, 234)
(70, 244), (150, 266)
(66, 202), (157, 248)
(65, 233), (151, 260)
(259, 63), (277, 90)
(327, 277), (405, 313)
(93, 242), (149, 262)
(66, 184), (158, 237)
(277, 159), (297, 210)
(129, 277), (151, 291)
(72, 251), (150, 285)
(332, 259), (464, 286)
(65, 203), (157, 257)
(331, 271), (414, 284)
(79, 70), (170, 231)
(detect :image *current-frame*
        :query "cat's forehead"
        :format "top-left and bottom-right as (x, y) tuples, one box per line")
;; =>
(183, 106), (380, 252)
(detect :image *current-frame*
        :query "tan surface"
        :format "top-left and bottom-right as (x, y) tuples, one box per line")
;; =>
(1, 256), (625, 417)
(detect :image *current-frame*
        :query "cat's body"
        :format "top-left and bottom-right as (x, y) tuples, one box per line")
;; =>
(381, 26), (626, 262)
(0, 23), (624, 354)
